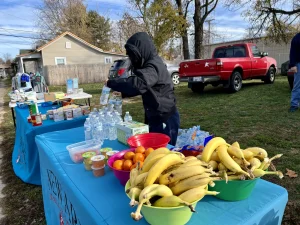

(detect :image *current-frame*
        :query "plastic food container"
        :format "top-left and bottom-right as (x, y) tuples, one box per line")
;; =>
(127, 133), (170, 149)
(66, 141), (101, 163)
(92, 165), (105, 177)
(208, 178), (259, 201)
(125, 181), (198, 225)
(91, 155), (105, 168)
(82, 152), (96, 170)
(106, 150), (119, 160)
(100, 147), (113, 158)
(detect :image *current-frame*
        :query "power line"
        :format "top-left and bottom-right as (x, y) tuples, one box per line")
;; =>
(0, 33), (48, 40)
(0, 27), (39, 34)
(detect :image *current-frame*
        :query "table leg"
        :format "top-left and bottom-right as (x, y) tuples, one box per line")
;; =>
(88, 98), (91, 107)
(11, 108), (16, 128)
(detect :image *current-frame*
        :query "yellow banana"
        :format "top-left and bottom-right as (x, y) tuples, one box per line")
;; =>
(181, 159), (209, 168)
(128, 187), (142, 207)
(184, 156), (198, 162)
(217, 144), (250, 177)
(253, 169), (283, 179)
(202, 137), (227, 162)
(144, 153), (184, 187)
(242, 150), (254, 160)
(153, 195), (195, 212)
(143, 147), (170, 166)
(258, 158), (269, 170)
(244, 147), (268, 160)
(227, 145), (250, 166)
(208, 160), (218, 170)
(129, 162), (140, 187)
(159, 165), (214, 185)
(171, 176), (221, 195)
(133, 172), (148, 188)
(262, 154), (283, 170)
(179, 185), (219, 203)
(249, 158), (261, 172)
(143, 184), (173, 200)
(210, 151), (220, 162)
(141, 154), (167, 173)
(232, 141), (240, 149)
(131, 184), (160, 221)
(218, 162), (228, 172)
(227, 174), (246, 180)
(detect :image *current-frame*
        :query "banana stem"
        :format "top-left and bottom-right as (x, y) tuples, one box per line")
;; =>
(259, 158), (269, 169)
(269, 154), (283, 162)
(205, 191), (220, 196)
(131, 199), (146, 221)
(264, 170), (284, 179)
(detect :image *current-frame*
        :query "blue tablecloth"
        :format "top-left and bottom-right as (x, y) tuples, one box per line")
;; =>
(12, 105), (86, 185)
(35, 126), (288, 225)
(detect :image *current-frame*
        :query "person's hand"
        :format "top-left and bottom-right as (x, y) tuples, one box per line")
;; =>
(104, 79), (109, 86)
(288, 66), (297, 73)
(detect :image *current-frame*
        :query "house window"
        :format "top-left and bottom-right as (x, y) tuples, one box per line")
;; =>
(65, 42), (71, 49)
(105, 57), (112, 64)
(55, 57), (67, 65)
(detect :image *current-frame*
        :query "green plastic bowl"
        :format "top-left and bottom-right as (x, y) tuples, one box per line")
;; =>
(125, 182), (198, 225)
(208, 178), (258, 201)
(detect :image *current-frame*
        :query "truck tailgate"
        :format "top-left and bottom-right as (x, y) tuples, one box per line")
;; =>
(179, 59), (219, 77)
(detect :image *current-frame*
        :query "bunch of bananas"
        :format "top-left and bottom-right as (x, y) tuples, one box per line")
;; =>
(200, 137), (284, 182)
(126, 147), (220, 221)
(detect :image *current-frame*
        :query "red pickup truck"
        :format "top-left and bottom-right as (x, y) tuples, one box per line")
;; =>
(179, 43), (277, 93)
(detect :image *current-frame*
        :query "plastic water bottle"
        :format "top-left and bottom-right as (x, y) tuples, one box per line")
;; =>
(114, 112), (123, 125)
(124, 111), (132, 122)
(107, 113), (117, 140)
(84, 118), (92, 141)
(100, 85), (111, 105)
(93, 126), (103, 146)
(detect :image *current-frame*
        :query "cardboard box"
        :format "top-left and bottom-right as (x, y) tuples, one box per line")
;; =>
(44, 92), (56, 102)
(116, 121), (149, 145)
(44, 92), (65, 102)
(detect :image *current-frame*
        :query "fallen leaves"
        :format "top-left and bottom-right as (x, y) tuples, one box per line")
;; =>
(285, 169), (298, 178)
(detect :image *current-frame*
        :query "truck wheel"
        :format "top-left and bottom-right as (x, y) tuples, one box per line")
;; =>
(264, 67), (275, 84)
(172, 73), (180, 85)
(229, 71), (242, 93)
(288, 75), (294, 90)
(191, 83), (205, 93)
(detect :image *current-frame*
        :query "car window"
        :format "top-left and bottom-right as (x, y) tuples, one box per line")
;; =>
(213, 48), (225, 58)
(111, 60), (125, 69)
(225, 47), (234, 57)
(233, 46), (246, 57)
(251, 46), (261, 57)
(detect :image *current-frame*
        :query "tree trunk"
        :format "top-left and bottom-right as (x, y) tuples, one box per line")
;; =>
(182, 30), (190, 59)
(176, 0), (190, 59)
(194, 0), (204, 59)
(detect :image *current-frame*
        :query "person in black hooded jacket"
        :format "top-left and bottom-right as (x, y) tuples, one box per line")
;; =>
(106, 32), (180, 146)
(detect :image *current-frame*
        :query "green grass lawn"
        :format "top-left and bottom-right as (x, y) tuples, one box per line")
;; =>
(0, 75), (299, 224)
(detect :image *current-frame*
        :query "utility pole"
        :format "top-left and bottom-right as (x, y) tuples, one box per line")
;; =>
(206, 19), (214, 58)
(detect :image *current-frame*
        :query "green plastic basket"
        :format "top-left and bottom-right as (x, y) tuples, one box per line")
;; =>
(125, 182), (198, 225)
(208, 178), (258, 201)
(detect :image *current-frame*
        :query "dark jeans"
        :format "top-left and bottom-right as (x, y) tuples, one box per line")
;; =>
(147, 109), (180, 146)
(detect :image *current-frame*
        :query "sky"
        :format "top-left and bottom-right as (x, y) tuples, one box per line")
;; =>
(0, 0), (250, 60)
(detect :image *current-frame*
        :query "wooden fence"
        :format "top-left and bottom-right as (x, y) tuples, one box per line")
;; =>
(44, 64), (111, 85)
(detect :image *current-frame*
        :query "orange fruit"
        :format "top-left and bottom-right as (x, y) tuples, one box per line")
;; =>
(113, 160), (124, 170)
(123, 159), (133, 171)
(124, 151), (135, 160)
(145, 148), (154, 157)
(133, 153), (145, 163)
(135, 146), (146, 154)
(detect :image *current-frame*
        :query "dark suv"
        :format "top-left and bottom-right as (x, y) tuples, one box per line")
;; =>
(108, 58), (180, 85)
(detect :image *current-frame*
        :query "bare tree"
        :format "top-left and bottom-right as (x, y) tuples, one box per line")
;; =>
(127, 0), (187, 53)
(37, 0), (91, 42)
(193, 0), (219, 59)
(225, 0), (300, 43)
(2, 53), (12, 64)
